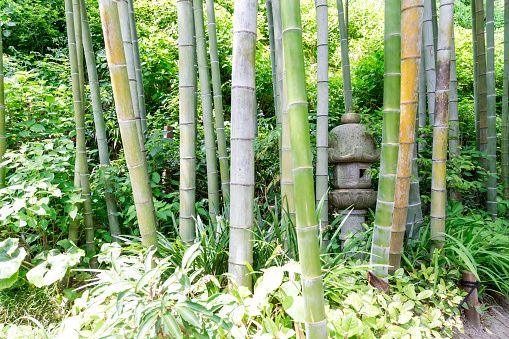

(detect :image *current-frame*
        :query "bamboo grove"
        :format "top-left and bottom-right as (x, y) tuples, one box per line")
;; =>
(3, 0), (509, 337)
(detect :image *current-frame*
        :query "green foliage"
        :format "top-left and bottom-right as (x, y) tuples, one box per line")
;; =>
(54, 243), (243, 338)
(0, 238), (26, 290)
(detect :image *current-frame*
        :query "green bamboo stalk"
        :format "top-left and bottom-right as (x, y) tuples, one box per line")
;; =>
(98, 0), (157, 248)
(431, 0), (438, 60)
(281, 0), (327, 336)
(273, 0), (283, 188)
(336, 0), (353, 113)
(503, 0), (509, 197)
(449, 28), (461, 202)
(486, 0), (497, 217)
(266, 0), (278, 122)
(369, 0), (401, 282)
(430, 0), (454, 255)
(118, 0), (144, 149)
(475, 0), (488, 169)
(66, 0), (97, 268)
(0, 24), (5, 189)
(206, 0), (230, 202)
(472, 0), (480, 152)
(274, 0), (296, 245)
(423, 0), (436, 126)
(72, 0), (85, 107)
(79, 0), (121, 242)
(194, 0), (220, 224)
(389, 0), (423, 275)
(228, 0), (257, 289)
(178, 0), (197, 243)
(418, 39), (426, 153)
(315, 0), (328, 233)
(406, 116), (423, 240)
(127, 0), (148, 134)
(68, 159), (81, 244)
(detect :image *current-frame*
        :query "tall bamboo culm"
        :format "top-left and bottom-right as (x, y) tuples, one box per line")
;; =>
(337, 0), (353, 113)
(315, 0), (328, 233)
(503, 0), (509, 197)
(228, 0), (257, 289)
(178, 0), (197, 243)
(486, 0), (497, 217)
(472, 0), (480, 152)
(266, 0), (278, 123)
(98, 0), (158, 248)
(418, 40), (426, 153)
(69, 160), (81, 244)
(430, 0), (454, 255)
(206, 0), (230, 202)
(475, 0), (488, 169)
(423, 0), (436, 126)
(128, 0), (148, 134)
(431, 0), (438, 59)
(274, 0), (296, 245)
(80, 0), (121, 241)
(194, 0), (220, 224)
(72, 0), (85, 108)
(369, 0), (401, 282)
(66, 0), (97, 267)
(0, 24), (5, 189)
(389, 0), (423, 275)
(281, 0), (327, 336)
(273, 0), (283, 179)
(406, 115), (423, 240)
(449, 29), (461, 202)
(118, 0), (144, 150)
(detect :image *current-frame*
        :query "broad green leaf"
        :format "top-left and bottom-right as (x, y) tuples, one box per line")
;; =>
(162, 312), (183, 339)
(175, 305), (200, 327)
(282, 295), (305, 323)
(253, 266), (284, 302)
(0, 238), (27, 290)
(137, 313), (159, 339)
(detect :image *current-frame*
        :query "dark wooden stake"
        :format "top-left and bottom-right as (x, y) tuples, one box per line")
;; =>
(462, 270), (481, 330)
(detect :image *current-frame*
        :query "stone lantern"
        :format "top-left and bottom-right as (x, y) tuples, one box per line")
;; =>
(328, 112), (380, 246)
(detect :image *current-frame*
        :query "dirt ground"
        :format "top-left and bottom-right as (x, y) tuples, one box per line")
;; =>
(457, 292), (509, 338)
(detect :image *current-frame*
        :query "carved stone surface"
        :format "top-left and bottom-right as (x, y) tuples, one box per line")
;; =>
(332, 163), (372, 189)
(329, 189), (377, 210)
(328, 124), (380, 164)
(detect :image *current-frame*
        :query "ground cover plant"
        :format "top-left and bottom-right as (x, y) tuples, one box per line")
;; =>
(1, 0), (509, 338)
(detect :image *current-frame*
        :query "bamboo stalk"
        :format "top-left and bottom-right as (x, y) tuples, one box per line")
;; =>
(472, 0), (480, 152)
(178, 0), (197, 243)
(369, 0), (401, 282)
(281, 0), (327, 336)
(266, 0), (278, 123)
(80, 0), (121, 241)
(0, 25), (5, 189)
(66, 0), (97, 268)
(431, 0), (438, 60)
(418, 39), (427, 153)
(127, 0), (148, 134)
(389, 0), (423, 275)
(423, 0), (436, 126)
(273, 0), (283, 181)
(73, 0), (85, 107)
(194, 0), (220, 224)
(69, 159), (81, 244)
(486, 0), (497, 217)
(406, 116), (423, 240)
(98, 0), (157, 248)
(118, 0), (144, 148)
(336, 0), (353, 113)
(449, 28), (461, 202)
(475, 0), (488, 169)
(206, 0), (230, 202)
(503, 0), (509, 197)
(228, 0), (257, 289)
(430, 0), (454, 255)
(275, 0), (296, 246)
(315, 0), (328, 233)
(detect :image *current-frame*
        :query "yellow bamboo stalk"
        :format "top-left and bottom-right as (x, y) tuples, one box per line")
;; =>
(389, 0), (423, 274)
